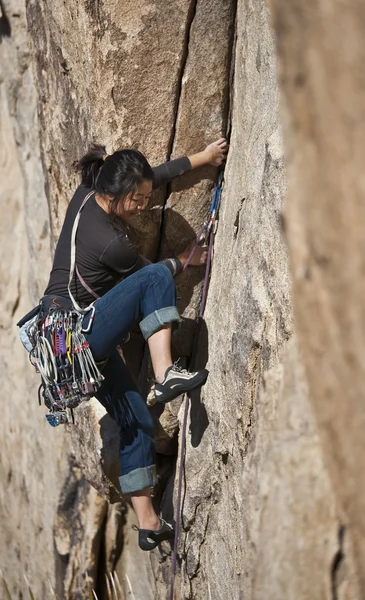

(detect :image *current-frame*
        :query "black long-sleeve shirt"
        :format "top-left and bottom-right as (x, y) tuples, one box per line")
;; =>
(44, 156), (191, 307)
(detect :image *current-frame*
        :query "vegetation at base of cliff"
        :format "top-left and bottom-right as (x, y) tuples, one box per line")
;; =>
(1, 571), (127, 600)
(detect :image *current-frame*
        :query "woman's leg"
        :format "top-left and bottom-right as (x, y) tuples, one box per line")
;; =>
(83, 263), (179, 363)
(96, 349), (174, 548)
(96, 349), (166, 533)
(96, 349), (157, 496)
(147, 324), (173, 383)
(84, 263), (208, 403)
(130, 488), (160, 530)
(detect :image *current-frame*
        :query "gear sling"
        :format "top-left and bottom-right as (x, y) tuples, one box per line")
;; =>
(17, 191), (104, 427)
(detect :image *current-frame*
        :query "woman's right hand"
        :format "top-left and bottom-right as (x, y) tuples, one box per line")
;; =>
(188, 138), (228, 170)
(177, 241), (208, 267)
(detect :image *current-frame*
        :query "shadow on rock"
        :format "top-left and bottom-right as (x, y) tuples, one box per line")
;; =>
(188, 316), (210, 448)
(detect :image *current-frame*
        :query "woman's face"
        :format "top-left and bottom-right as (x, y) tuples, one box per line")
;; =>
(117, 180), (153, 221)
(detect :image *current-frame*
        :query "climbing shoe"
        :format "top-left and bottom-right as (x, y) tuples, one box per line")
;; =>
(155, 362), (209, 404)
(133, 518), (174, 551)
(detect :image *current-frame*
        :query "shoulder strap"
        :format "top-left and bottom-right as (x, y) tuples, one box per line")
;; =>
(68, 191), (95, 313)
(75, 264), (100, 300)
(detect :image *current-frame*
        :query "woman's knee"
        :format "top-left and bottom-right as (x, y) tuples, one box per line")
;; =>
(147, 263), (174, 285)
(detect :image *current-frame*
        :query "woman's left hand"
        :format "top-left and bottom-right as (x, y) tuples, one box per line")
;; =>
(204, 138), (228, 166)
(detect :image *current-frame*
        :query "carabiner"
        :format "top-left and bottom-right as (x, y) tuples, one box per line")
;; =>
(81, 305), (96, 334)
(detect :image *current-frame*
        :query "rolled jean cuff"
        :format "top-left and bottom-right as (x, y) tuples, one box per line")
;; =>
(139, 306), (181, 340)
(119, 465), (157, 494)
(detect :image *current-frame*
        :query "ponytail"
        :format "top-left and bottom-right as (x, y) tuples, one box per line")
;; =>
(76, 144), (154, 241)
(77, 144), (107, 188)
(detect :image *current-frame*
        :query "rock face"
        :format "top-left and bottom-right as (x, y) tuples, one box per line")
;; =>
(0, 0), (363, 598)
(270, 0), (365, 593)
(0, 2), (67, 596)
(156, 1), (356, 597)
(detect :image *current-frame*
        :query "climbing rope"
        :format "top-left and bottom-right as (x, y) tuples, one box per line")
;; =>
(169, 171), (224, 600)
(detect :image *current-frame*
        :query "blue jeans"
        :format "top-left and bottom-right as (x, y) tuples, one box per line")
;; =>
(82, 263), (180, 493)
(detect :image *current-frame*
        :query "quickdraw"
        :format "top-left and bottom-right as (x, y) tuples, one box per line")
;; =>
(182, 170), (223, 278)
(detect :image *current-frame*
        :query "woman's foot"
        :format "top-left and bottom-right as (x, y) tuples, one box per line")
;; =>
(154, 363), (209, 404)
(134, 518), (175, 551)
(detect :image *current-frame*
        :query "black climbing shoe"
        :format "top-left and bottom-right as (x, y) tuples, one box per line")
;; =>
(133, 518), (175, 551)
(154, 363), (209, 404)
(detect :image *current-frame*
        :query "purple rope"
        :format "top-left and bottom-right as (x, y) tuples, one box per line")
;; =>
(169, 229), (215, 600)
(182, 223), (207, 272)
(169, 175), (223, 598)
(169, 393), (190, 600)
(199, 229), (214, 318)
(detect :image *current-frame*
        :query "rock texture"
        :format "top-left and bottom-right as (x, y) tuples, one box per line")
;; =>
(270, 0), (365, 593)
(0, 2), (67, 597)
(161, 0), (235, 357)
(0, 0), (364, 598)
(153, 1), (357, 598)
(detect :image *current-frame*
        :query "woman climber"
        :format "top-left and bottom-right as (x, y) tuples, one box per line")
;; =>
(44, 138), (228, 550)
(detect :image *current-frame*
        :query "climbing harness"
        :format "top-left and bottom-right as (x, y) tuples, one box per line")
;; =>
(169, 171), (224, 600)
(17, 191), (104, 427)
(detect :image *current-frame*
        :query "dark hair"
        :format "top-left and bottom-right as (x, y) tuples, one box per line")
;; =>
(77, 143), (154, 233)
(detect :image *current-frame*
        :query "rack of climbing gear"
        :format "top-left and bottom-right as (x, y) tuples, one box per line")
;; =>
(169, 169), (224, 600)
(17, 190), (104, 428)
(18, 299), (104, 427)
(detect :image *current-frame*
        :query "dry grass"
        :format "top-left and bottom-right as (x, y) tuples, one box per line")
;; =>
(1, 570), (127, 600)
(2, 573), (12, 600)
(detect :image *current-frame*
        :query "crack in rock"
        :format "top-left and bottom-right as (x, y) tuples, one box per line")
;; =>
(157, 0), (198, 255)
(0, 1), (11, 38)
(331, 523), (345, 600)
